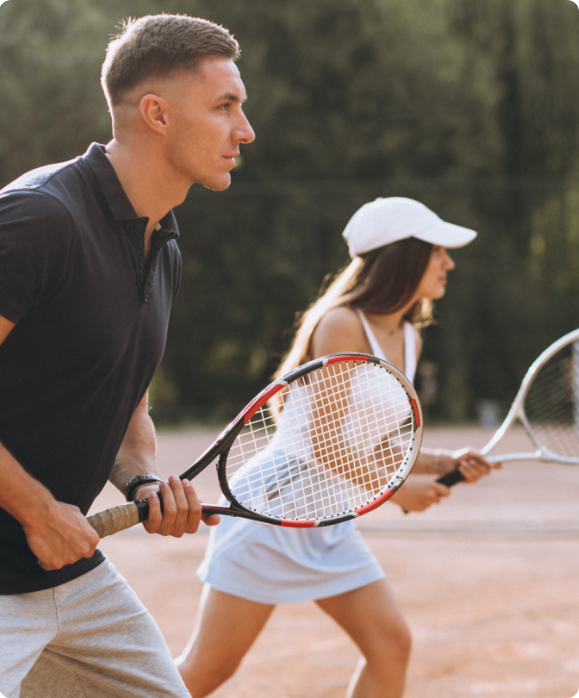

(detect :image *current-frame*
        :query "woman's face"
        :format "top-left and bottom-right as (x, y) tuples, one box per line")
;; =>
(413, 245), (455, 301)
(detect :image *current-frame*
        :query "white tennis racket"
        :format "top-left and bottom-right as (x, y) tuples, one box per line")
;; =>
(88, 352), (423, 536)
(438, 329), (579, 486)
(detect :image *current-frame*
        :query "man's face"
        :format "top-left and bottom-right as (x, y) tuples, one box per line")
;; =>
(164, 57), (255, 191)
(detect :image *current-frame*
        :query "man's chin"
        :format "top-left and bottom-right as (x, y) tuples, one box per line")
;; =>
(201, 174), (232, 192)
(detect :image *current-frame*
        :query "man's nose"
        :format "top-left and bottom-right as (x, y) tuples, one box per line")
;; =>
(236, 113), (256, 144)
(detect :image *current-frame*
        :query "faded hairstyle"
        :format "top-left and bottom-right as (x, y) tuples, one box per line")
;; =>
(101, 14), (240, 107)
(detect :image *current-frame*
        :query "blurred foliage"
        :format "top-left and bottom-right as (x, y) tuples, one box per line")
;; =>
(1, 0), (579, 422)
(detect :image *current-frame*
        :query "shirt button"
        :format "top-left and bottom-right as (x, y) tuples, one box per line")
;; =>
(135, 222), (145, 234)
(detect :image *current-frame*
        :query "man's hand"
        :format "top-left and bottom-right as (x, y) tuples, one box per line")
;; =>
(133, 475), (220, 536)
(390, 476), (450, 512)
(22, 501), (100, 571)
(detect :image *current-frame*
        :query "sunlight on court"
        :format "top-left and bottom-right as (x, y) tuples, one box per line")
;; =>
(91, 424), (579, 698)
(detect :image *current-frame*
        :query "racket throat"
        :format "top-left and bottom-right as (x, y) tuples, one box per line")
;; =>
(200, 502), (238, 515)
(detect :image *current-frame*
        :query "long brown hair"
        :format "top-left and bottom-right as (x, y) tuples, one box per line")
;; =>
(275, 237), (434, 379)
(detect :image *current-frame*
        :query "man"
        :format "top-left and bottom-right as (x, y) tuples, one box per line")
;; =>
(0, 14), (255, 698)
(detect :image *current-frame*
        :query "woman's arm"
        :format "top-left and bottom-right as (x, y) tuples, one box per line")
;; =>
(390, 476), (450, 512)
(412, 447), (500, 482)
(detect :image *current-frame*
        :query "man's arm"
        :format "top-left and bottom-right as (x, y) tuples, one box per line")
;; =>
(0, 314), (99, 570)
(0, 314), (14, 344)
(108, 391), (158, 497)
(108, 392), (219, 536)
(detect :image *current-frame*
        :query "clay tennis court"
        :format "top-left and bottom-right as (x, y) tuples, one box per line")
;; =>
(89, 425), (579, 698)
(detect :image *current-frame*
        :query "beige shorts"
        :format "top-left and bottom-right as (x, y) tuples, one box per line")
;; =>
(0, 559), (189, 698)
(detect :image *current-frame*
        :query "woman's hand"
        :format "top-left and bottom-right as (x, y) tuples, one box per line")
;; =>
(390, 476), (450, 512)
(439, 448), (501, 483)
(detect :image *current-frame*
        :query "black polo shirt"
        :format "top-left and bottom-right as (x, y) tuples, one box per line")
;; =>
(0, 143), (181, 594)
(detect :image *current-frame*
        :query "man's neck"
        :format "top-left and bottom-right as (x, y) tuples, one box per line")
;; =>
(104, 138), (188, 251)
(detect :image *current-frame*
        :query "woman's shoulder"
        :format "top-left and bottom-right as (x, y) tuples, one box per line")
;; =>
(311, 306), (370, 356)
(320, 306), (361, 330)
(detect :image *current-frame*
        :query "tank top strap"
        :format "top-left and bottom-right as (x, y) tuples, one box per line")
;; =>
(355, 310), (387, 361)
(356, 310), (417, 383)
(403, 322), (418, 384)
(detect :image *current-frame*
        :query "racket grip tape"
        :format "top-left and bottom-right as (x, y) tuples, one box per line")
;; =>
(87, 499), (150, 538)
(436, 467), (466, 487)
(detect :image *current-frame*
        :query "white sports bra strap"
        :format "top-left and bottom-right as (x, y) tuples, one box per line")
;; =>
(403, 323), (417, 384)
(356, 310), (417, 383)
(356, 310), (386, 360)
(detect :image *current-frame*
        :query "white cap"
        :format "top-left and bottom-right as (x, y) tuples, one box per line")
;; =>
(342, 197), (477, 258)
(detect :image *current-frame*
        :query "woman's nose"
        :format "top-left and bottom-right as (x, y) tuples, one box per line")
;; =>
(443, 250), (455, 270)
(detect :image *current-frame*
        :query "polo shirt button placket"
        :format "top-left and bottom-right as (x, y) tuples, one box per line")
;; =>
(130, 220), (147, 301)
(134, 221), (146, 242)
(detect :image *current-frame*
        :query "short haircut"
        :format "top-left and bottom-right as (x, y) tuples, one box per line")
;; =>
(101, 14), (240, 106)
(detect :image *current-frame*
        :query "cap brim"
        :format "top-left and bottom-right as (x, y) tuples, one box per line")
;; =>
(414, 221), (477, 248)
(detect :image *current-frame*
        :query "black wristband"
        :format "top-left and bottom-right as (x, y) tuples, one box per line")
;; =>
(124, 474), (162, 502)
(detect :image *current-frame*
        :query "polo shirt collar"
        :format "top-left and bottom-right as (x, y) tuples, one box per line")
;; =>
(81, 143), (179, 239)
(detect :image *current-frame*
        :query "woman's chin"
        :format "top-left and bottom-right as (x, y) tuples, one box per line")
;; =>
(431, 287), (447, 300)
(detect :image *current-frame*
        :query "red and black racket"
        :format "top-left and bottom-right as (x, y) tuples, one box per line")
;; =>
(88, 353), (422, 537)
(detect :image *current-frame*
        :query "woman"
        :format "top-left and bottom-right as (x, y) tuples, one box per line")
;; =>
(177, 197), (499, 698)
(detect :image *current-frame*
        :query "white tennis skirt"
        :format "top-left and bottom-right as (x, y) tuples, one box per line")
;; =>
(197, 510), (384, 605)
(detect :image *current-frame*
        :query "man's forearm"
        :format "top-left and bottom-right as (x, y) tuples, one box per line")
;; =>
(0, 438), (100, 569)
(108, 396), (213, 536)
(108, 398), (159, 496)
(0, 439), (58, 527)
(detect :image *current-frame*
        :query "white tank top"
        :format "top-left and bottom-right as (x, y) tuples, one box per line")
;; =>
(355, 310), (417, 383)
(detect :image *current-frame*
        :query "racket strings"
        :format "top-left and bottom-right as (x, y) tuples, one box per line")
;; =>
(224, 360), (417, 521)
(524, 342), (579, 458)
(315, 362), (407, 495)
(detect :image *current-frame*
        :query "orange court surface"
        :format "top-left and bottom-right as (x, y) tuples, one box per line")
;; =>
(89, 425), (579, 698)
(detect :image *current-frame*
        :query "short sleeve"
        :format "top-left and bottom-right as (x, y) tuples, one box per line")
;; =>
(0, 191), (73, 323)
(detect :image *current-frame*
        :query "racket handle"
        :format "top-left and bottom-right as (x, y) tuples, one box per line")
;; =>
(87, 499), (150, 538)
(435, 467), (466, 487)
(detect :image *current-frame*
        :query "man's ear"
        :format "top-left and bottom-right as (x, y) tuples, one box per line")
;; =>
(139, 93), (170, 135)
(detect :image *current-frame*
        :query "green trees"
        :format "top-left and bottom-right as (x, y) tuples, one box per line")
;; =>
(1, 0), (578, 421)
(439, 0), (579, 417)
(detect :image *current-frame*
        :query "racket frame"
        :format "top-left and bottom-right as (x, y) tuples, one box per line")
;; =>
(88, 352), (422, 535)
(198, 352), (422, 527)
(437, 328), (579, 487)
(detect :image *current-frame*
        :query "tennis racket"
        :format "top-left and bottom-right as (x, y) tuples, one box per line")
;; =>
(88, 352), (423, 537)
(437, 328), (579, 487)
